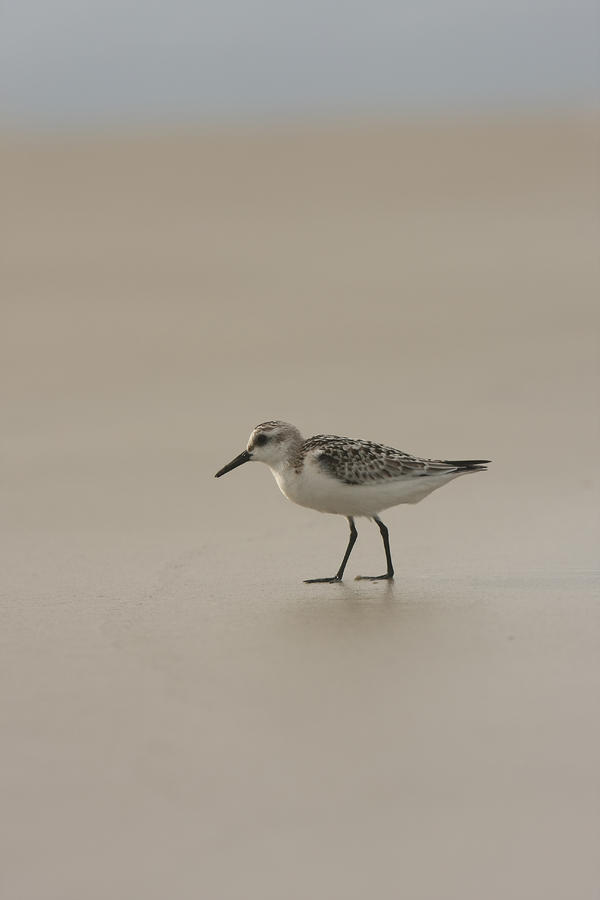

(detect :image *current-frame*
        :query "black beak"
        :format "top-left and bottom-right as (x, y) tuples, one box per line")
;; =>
(214, 449), (252, 478)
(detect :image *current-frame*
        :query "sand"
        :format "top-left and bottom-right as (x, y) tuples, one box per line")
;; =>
(1, 116), (599, 899)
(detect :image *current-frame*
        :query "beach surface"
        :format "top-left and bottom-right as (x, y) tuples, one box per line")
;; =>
(2, 116), (599, 899)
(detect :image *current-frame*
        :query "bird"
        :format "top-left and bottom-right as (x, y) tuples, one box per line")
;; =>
(215, 421), (489, 583)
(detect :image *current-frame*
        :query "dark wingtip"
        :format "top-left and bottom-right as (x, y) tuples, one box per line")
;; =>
(445, 459), (491, 471)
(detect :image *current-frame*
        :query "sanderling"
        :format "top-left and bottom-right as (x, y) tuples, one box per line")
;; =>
(215, 421), (489, 583)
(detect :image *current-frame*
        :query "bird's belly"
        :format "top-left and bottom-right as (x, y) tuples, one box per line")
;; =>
(273, 467), (462, 516)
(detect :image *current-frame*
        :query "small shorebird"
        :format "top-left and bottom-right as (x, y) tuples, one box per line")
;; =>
(215, 421), (489, 583)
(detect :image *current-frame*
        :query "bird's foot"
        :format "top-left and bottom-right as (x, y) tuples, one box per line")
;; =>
(355, 573), (394, 582)
(304, 575), (343, 584)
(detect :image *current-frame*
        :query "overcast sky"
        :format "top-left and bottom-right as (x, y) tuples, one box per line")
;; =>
(1, 0), (598, 129)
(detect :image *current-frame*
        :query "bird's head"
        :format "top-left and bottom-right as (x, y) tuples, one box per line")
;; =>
(214, 421), (303, 477)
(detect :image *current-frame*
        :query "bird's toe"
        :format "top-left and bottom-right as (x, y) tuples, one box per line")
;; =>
(355, 574), (394, 582)
(304, 576), (343, 584)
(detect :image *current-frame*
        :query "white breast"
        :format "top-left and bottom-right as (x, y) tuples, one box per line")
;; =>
(270, 458), (465, 517)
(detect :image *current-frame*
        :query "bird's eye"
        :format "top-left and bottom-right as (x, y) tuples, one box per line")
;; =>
(254, 433), (268, 446)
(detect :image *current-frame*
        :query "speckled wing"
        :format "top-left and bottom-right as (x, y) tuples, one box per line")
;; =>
(302, 436), (459, 486)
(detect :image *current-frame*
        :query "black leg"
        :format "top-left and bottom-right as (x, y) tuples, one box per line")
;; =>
(304, 517), (358, 583)
(355, 515), (395, 581)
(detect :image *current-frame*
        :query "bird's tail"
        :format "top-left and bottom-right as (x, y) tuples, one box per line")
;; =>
(444, 459), (490, 472)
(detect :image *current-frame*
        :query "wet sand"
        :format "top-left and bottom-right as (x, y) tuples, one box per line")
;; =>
(2, 116), (599, 898)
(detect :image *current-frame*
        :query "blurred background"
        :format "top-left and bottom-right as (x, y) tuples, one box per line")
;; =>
(2, 0), (599, 128)
(2, 3), (599, 899)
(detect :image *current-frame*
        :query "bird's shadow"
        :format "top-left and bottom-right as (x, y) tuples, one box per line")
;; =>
(277, 576), (408, 634)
